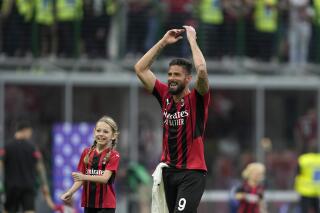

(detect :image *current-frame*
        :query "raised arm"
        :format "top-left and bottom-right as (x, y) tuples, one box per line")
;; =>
(183, 25), (209, 95)
(134, 28), (185, 92)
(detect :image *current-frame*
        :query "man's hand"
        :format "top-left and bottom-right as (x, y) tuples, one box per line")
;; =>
(161, 29), (185, 45)
(72, 172), (85, 182)
(183, 25), (197, 42)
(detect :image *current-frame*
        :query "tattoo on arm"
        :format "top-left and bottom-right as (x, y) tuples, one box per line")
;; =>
(146, 45), (163, 68)
(195, 64), (209, 95)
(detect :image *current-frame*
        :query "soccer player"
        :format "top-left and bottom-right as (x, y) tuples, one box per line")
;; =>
(60, 116), (120, 213)
(134, 25), (210, 212)
(0, 120), (50, 213)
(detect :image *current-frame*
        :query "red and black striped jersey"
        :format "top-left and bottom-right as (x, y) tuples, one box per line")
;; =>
(236, 181), (264, 213)
(152, 79), (210, 171)
(77, 147), (120, 209)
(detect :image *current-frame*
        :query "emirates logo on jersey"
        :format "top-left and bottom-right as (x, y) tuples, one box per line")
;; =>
(163, 110), (189, 126)
(86, 168), (105, 176)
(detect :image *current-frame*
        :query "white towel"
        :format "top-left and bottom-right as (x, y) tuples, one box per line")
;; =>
(151, 163), (169, 213)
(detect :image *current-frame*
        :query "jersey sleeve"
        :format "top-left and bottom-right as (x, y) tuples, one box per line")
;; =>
(105, 151), (120, 173)
(33, 149), (42, 160)
(196, 88), (210, 108)
(0, 148), (5, 160)
(152, 79), (168, 107)
(77, 148), (89, 173)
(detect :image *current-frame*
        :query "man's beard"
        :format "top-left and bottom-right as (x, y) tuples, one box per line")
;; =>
(169, 83), (185, 95)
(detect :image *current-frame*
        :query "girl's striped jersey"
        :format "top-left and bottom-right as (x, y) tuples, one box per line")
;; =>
(77, 147), (120, 208)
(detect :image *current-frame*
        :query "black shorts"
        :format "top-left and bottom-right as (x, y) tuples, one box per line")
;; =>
(162, 167), (206, 213)
(4, 186), (36, 212)
(84, 208), (115, 213)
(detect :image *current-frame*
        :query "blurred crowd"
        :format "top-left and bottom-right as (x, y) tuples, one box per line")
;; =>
(0, 0), (320, 67)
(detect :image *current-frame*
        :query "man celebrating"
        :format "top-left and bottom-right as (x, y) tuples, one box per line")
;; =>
(134, 25), (210, 212)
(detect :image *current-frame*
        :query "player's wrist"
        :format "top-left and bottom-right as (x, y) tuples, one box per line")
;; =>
(158, 38), (168, 48)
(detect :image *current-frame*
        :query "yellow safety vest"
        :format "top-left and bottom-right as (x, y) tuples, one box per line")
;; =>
(199, 0), (223, 25)
(35, 0), (54, 25)
(314, 0), (320, 26)
(56, 0), (83, 21)
(106, 0), (117, 16)
(254, 0), (278, 32)
(1, 0), (11, 17)
(294, 153), (320, 197)
(16, 0), (34, 21)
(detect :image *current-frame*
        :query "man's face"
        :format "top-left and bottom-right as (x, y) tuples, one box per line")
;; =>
(23, 128), (33, 140)
(167, 65), (191, 95)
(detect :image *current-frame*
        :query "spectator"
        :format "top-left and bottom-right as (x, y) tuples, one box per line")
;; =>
(252, 0), (279, 62)
(82, 0), (118, 58)
(197, 0), (224, 59)
(125, 0), (151, 58)
(309, 0), (320, 63)
(223, 0), (245, 59)
(294, 106), (317, 154)
(162, 0), (195, 57)
(1, 0), (33, 57)
(35, 0), (54, 57)
(288, 0), (313, 72)
(55, 0), (83, 58)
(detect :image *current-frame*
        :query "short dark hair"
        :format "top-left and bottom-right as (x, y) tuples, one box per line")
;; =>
(169, 58), (193, 75)
(15, 120), (32, 132)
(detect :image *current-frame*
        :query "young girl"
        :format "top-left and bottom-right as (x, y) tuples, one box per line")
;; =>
(60, 116), (120, 213)
(235, 162), (267, 213)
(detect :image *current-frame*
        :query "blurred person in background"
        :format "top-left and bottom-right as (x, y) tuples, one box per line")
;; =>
(309, 0), (320, 63)
(197, 0), (224, 60)
(251, 0), (279, 62)
(125, 0), (151, 58)
(243, 0), (256, 60)
(222, 0), (248, 60)
(1, 0), (33, 57)
(288, 0), (314, 72)
(60, 115), (120, 213)
(276, 0), (290, 62)
(162, 0), (195, 57)
(35, 0), (54, 57)
(0, 120), (51, 213)
(294, 144), (320, 213)
(127, 162), (152, 213)
(55, 0), (83, 58)
(144, 0), (166, 51)
(82, 0), (118, 58)
(294, 106), (317, 154)
(235, 162), (267, 213)
(134, 25), (210, 212)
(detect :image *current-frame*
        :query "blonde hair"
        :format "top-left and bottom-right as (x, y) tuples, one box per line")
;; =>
(84, 116), (119, 165)
(242, 162), (266, 180)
